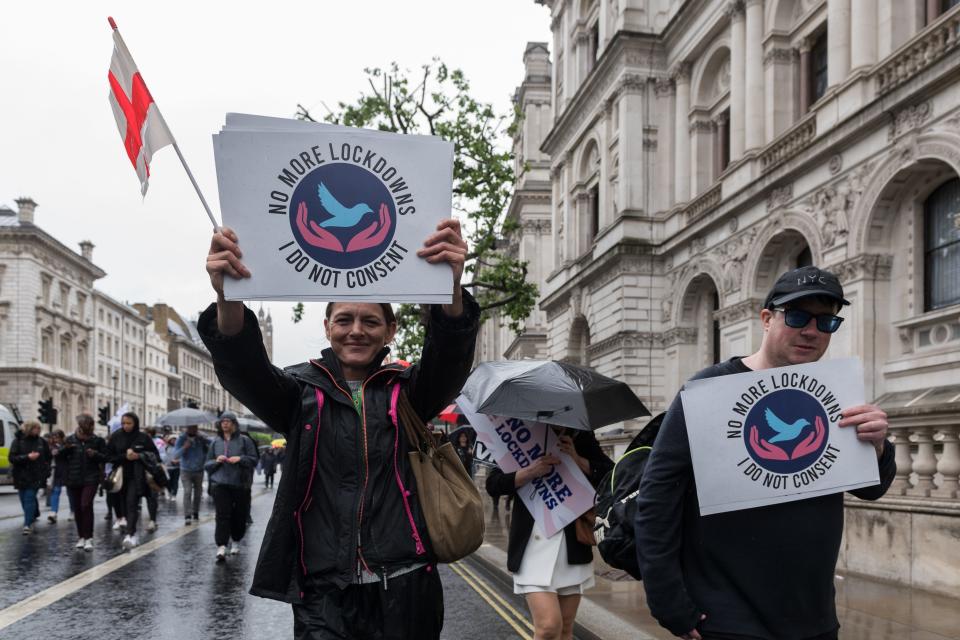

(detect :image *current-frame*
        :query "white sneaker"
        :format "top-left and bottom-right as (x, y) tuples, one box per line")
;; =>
(145, 519), (158, 533)
(112, 518), (126, 532)
(229, 542), (240, 555)
(121, 534), (138, 550)
(75, 538), (86, 549)
(83, 539), (94, 552)
(216, 545), (227, 563)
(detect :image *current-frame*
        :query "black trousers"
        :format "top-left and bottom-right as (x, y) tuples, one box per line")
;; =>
(293, 565), (443, 640)
(213, 484), (247, 546)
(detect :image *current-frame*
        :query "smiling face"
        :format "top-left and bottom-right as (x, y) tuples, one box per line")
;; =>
(759, 297), (839, 367)
(324, 303), (397, 381)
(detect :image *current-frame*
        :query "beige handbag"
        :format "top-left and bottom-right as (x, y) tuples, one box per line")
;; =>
(395, 389), (484, 563)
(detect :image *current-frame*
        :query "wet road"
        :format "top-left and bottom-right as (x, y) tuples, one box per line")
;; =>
(0, 485), (542, 639)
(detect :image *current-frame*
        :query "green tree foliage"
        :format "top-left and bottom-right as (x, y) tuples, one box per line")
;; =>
(295, 60), (538, 360)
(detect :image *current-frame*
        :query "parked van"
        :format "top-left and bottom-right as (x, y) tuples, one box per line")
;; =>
(0, 404), (22, 484)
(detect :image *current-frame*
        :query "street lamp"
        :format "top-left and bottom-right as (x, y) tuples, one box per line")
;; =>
(112, 372), (119, 411)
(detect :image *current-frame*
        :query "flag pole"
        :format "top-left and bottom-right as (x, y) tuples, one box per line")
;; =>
(108, 17), (220, 231)
(170, 141), (220, 230)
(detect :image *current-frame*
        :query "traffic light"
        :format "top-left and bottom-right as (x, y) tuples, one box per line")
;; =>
(37, 398), (54, 424)
(98, 404), (111, 426)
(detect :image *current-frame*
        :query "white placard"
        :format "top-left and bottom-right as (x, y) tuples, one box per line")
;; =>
(212, 114), (455, 303)
(680, 358), (880, 515)
(457, 395), (596, 537)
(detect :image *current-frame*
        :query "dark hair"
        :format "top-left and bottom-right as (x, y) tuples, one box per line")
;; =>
(122, 412), (140, 430)
(76, 413), (94, 429)
(145, 426), (157, 437)
(51, 429), (65, 440)
(324, 302), (396, 325)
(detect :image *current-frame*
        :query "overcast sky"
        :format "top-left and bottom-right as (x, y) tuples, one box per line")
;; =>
(0, 1), (551, 367)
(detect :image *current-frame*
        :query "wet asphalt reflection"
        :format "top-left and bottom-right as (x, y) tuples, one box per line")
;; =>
(0, 486), (531, 639)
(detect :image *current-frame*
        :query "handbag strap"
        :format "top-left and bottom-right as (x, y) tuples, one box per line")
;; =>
(390, 383), (435, 453)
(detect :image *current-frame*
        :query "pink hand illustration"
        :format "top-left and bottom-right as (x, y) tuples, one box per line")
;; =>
(790, 415), (826, 460)
(346, 203), (392, 252)
(749, 426), (789, 461)
(296, 201), (344, 252)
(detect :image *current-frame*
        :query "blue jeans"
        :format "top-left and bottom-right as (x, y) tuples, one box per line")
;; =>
(19, 488), (39, 527)
(49, 484), (63, 514)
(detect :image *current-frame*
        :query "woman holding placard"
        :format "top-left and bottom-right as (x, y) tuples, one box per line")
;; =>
(486, 429), (612, 640)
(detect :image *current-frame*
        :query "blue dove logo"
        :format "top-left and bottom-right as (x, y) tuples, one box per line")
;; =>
(288, 162), (397, 270)
(316, 183), (374, 229)
(764, 408), (811, 444)
(744, 389), (829, 474)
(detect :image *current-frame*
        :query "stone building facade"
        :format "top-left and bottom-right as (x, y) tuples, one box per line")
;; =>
(0, 196), (248, 434)
(93, 290), (150, 421)
(0, 198), (102, 432)
(479, 0), (960, 596)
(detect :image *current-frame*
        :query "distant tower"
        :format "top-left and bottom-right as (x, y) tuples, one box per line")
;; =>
(258, 305), (274, 361)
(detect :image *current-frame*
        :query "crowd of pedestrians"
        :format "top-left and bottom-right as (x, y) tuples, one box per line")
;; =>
(8, 410), (283, 559)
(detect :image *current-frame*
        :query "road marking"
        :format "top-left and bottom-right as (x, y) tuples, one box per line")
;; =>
(453, 561), (534, 633)
(0, 489), (270, 632)
(450, 562), (532, 640)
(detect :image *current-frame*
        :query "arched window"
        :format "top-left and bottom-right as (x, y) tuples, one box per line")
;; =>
(924, 178), (960, 311)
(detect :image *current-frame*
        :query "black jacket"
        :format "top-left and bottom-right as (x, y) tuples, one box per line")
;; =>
(486, 430), (612, 573)
(10, 431), (51, 490)
(635, 357), (897, 639)
(107, 426), (159, 496)
(56, 433), (109, 487)
(198, 292), (480, 603)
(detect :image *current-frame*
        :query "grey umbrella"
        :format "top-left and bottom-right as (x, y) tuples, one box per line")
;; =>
(461, 360), (650, 432)
(156, 407), (218, 427)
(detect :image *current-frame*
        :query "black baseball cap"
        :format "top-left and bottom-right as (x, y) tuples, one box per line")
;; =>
(763, 266), (850, 309)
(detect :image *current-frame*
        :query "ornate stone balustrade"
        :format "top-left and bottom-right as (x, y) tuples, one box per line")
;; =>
(759, 114), (816, 173)
(684, 183), (722, 225)
(888, 422), (960, 500)
(875, 5), (960, 96)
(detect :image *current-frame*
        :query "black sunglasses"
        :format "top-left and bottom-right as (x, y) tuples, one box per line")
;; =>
(772, 307), (844, 333)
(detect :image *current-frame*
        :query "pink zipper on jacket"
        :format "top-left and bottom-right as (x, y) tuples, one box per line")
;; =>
(388, 382), (426, 556)
(294, 388), (324, 580)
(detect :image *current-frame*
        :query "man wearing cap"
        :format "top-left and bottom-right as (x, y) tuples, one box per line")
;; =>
(635, 266), (896, 640)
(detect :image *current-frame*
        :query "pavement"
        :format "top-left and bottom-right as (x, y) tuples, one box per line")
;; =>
(473, 494), (960, 640)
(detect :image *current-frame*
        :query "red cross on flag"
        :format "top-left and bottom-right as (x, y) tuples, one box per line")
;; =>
(107, 17), (173, 196)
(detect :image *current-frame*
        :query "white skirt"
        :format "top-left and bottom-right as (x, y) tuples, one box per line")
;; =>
(512, 522), (595, 595)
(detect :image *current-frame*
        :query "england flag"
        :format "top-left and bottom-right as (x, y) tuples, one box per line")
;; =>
(107, 17), (173, 195)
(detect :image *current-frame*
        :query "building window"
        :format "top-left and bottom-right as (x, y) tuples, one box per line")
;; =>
(77, 344), (87, 375)
(42, 276), (52, 305)
(925, 178), (960, 311)
(41, 331), (52, 365)
(810, 30), (828, 105)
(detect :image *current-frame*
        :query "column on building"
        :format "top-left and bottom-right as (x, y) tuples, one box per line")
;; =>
(654, 78), (675, 212)
(618, 76), (646, 214)
(927, 0), (942, 24)
(765, 42), (796, 141)
(744, 0), (765, 152)
(798, 38), (812, 113)
(728, 0), (746, 161)
(827, 0), (851, 88)
(689, 111), (715, 194)
(576, 29), (591, 86)
(673, 63), (691, 203)
(850, 0), (877, 73)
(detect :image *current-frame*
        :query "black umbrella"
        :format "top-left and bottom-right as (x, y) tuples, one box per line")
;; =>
(461, 360), (650, 434)
(448, 425), (476, 445)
